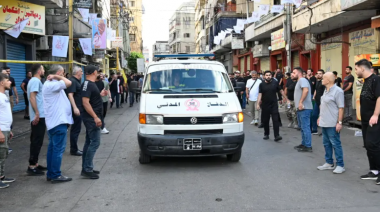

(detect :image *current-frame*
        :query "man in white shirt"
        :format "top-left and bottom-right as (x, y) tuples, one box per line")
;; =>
(0, 73), (15, 189)
(42, 65), (73, 183)
(246, 71), (262, 125)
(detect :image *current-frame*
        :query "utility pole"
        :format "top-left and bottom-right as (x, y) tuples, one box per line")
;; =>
(116, 4), (120, 72)
(246, 0), (249, 19)
(286, 3), (292, 73)
(68, 0), (73, 73)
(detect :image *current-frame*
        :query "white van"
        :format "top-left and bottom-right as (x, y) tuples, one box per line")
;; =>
(138, 54), (244, 164)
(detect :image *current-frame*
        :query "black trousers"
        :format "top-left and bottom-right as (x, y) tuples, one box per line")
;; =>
(362, 122), (380, 171)
(70, 114), (82, 153)
(29, 118), (46, 166)
(120, 91), (125, 104)
(261, 108), (280, 137)
(101, 102), (108, 129)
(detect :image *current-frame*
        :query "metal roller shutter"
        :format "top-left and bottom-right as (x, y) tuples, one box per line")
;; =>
(7, 41), (26, 112)
(292, 51), (300, 68)
(260, 57), (270, 71)
(239, 57), (244, 72)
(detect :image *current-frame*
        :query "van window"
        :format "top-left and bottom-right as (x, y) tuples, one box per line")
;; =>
(143, 68), (233, 93)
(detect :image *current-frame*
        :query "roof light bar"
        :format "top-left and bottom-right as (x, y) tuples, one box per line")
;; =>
(154, 54), (215, 58)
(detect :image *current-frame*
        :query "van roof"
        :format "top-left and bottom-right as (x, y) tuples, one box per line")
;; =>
(148, 59), (224, 66)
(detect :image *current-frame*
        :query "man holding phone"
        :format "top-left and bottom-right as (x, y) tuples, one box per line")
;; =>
(317, 72), (345, 174)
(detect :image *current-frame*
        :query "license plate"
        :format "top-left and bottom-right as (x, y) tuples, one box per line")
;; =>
(183, 138), (202, 150)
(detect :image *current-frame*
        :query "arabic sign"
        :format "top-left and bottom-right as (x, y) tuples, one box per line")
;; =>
(341, 0), (366, 10)
(0, 0), (45, 35)
(74, 0), (92, 9)
(92, 18), (107, 49)
(355, 54), (380, 67)
(349, 28), (376, 48)
(271, 29), (285, 51)
(111, 37), (123, 49)
(321, 35), (342, 51)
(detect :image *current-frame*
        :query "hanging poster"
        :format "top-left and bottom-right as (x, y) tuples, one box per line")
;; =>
(271, 5), (284, 13)
(74, 0), (92, 8)
(0, 0), (45, 35)
(79, 38), (92, 55)
(52, 36), (69, 58)
(92, 18), (107, 49)
(112, 37), (123, 49)
(107, 28), (116, 41)
(78, 8), (89, 22)
(89, 13), (98, 25)
(4, 18), (29, 38)
(259, 5), (270, 16)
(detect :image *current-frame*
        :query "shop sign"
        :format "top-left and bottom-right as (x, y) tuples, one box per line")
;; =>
(341, 0), (366, 10)
(349, 28), (376, 48)
(321, 35), (342, 51)
(74, 0), (92, 9)
(0, 0), (45, 35)
(111, 37), (123, 49)
(271, 29), (285, 51)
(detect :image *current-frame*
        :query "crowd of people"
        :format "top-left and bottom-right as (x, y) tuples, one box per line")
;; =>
(0, 64), (143, 188)
(237, 58), (380, 185)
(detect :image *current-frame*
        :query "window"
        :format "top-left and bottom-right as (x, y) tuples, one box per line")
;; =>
(186, 46), (190, 53)
(274, 0), (281, 5)
(130, 1), (135, 7)
(130, 34), (136, 41)
(184, 33), (190, 38)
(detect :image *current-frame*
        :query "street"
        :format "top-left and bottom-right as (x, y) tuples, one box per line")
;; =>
(0, 105), (379, 212)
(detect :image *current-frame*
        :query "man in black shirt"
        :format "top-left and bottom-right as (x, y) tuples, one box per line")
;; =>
(285, 72), (298, 128)
(109, 73), (120, 109)
(311, 69), (325, 134)
(66, 66), (84, 156)
(80, 65), (106, 179)
(307, 69), (316, 97)
(355, 59), (380, 185)
(117, 73), (125, 107)
(333, 71), (342, 87)
(257, 71), (288, 141)
(343, 66), (355, 122)
(234, 71), (245, 108)
(4, 67), (19, 111)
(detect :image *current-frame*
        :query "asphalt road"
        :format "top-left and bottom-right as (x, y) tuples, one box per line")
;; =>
(0, 105), (379, 212)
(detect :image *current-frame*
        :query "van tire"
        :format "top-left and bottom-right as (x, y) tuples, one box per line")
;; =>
(226, 150), (241, 162)
(139, 151), (151, 164)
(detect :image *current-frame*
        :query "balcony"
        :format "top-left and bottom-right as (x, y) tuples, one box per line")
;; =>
(245, 12), (285, 42)
(341, 0), (380, 11)
(293, 0), (377, 33)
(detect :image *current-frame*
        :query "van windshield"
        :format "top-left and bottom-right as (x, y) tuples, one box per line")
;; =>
(143, 68), (233, 93)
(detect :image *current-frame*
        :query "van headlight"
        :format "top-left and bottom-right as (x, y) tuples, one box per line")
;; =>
(222, 112), (244, 123)
(146, 115), (163, 125)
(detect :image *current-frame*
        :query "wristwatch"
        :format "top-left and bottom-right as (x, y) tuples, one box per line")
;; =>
(338, 121), (342, 125)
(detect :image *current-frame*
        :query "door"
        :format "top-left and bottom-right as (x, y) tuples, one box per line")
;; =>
(292, 51), (300, 69)
(6, 41), (26, 112)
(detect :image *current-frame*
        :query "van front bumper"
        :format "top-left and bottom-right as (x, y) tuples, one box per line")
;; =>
(138, 132), (244, 157)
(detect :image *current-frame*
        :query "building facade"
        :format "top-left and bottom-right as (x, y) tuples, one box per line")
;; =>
(128, 0), (144, 53)
(169, 1), (197, 54)
(152, 41), (170, 61)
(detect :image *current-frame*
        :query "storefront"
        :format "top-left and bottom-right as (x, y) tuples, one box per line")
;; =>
(320, 35), (343, 76)
(270, 29), (286, 71)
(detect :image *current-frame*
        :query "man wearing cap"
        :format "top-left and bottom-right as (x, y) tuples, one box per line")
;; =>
(80, 65), (106, 179)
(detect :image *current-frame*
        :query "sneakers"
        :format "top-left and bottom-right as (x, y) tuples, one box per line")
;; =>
(298, 146), (313, 152)
(8, 148), (12, 154)
(81, 171), (99, 179)
(101, 128), (109, 134)
(312, 131), (319, 135)
(258, 124), (264, 128)
(360, 172), (379, 180)
(0, 176), (15, 183)
(0, 181), (9, 189)
(317, 163), (335, 170)
(27, 167), (45, 176)
(263, 135), (269, 140)
(377, 177), (380, 185)
(287, 122), (293, 128)
(250, 120), (255, 125)
(293, 125), (299, 129)
(333, 166), (345, 174)
(294, 144), (305, 150)
(274, 136), (282, 142)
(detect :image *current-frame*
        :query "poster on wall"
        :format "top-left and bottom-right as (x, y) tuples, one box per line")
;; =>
(92, 19), (107, 49)
(74, 0), (92, 8)
(0, 0), (45, 35)
(79, 38), (92, 56)
(271, 29), (285, 51)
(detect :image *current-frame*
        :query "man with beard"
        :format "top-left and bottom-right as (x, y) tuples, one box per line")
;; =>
(293, 67), (313, 152)
(307, 69), (316, 97)
(257, 71), (288, 141)
(312, 69), (325, 134)
(342, 66), (354, 122)
(355, 59), (380, 185)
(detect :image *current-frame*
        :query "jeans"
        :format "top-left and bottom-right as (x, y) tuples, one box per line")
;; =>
(0, 131), (10, 176)
(248, 100), (261, 122)
(322, 127), (344, 167)
(297, 109), (312, 147)
(362, 122), (380, 171)
(29, 118), (46, 166)
(129, 91), (135, 105)
(47, 124), (68, 179)
(261, 108), (280, 137)
(110, 91), (120, 108)
(242, 91), (247, 109)
(82, 118), (101, 172)
(70, 114), (82, 153)
(344, 93), (353, 119)
(311, 103), (320, 133)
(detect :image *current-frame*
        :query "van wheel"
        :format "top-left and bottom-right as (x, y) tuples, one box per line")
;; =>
(226, 150), (241, 162)
(139, 151), (151, 164)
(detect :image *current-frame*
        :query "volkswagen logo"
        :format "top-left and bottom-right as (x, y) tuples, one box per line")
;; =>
(190, 117), (197, 124)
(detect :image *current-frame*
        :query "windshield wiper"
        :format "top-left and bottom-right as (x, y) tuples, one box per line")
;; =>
(145, 89), (174, 92)
(181, 89), (222, 93)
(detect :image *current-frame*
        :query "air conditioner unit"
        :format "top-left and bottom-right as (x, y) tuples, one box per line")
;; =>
(36, 36), (49, 50)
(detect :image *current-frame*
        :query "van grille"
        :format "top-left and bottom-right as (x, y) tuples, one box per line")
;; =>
(164, 130), (223, 135)
(163, 117), (223, 125)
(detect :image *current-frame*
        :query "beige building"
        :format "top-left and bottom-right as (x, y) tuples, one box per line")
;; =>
(195, 0), (207, 53)
(129, 0), (143, 53)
